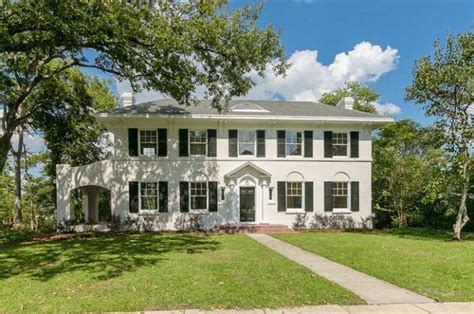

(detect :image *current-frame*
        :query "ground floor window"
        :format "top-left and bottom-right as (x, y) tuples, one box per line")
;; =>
(140, 182), (158, 210)
(286, 182), (303, 209)
(333, 182), (348, 209)
(191, 182), (207, 210)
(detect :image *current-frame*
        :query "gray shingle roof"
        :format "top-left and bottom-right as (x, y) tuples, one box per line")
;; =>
(105, 99), (384, 119)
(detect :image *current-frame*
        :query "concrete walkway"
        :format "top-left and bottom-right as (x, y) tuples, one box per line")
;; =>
(247, 234), (434, 305)
(135, 303), (474, 314)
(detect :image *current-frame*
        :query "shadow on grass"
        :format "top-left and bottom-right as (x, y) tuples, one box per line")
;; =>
(368, 228), (474, 242)
(0, 233), (220, 282)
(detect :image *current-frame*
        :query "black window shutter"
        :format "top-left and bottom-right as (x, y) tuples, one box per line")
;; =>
(324, 182), (333, 212)
(351, 181), (360, 212)
(207, 129), (217, 157)
(256, 130), (266, 157)
(277, 181), (286, 211)
(324, 131), (333, 158)
(179, 182), (189, 212)
(350, 131), (359, 158)
(158, 128), (167, 157)
(128, 128), (138, 157)
(158, 181), (168, 212)
(277, 130), (286, 157)
(208, 181), (218, 212)
(179, 129), (189, 157)
(305, 182), (313, 212)
(304, 131), (313, 158)
(228, 129), (238, 157)
(129, 181), (139, 213)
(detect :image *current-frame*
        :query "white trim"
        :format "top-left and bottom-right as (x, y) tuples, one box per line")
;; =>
(138, 129), (158, 157)
(237, 129), (257, 157)
(285, 130), (303, 157)
(189, 130), (207, 157)
(190, 181), (208, 211)
(286, 181), (304, 212)
(139, 181), (159, 212)
(332, 132), (350, 158)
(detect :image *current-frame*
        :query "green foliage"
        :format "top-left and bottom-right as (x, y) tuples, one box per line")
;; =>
(405, 31), (473, 239)
(0, 0), (287, 172)
(373, 120), (455, 228)
(319, 82), (379, 113)
(0, 167), (14, 224)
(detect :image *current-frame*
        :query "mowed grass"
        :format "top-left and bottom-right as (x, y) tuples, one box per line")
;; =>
(273, 228), (474, 302)
(0, 233), (362, 312)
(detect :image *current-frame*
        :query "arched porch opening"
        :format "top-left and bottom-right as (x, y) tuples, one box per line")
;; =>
(70, 185), (111, 224)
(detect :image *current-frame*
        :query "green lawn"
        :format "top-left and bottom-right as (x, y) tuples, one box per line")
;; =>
(273, 228), (474, 302)
(0, 233), (362, 312)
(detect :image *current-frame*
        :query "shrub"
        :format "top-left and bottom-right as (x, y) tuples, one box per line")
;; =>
(310, 214), (371, 230)
(292, 213), (307, 229)
(106, 215), (122, 232)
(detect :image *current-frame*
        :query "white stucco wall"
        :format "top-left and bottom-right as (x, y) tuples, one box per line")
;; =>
(57, 117), (378, 229)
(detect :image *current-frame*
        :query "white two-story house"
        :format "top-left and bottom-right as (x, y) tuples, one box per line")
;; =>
(56, 94), (392, 230)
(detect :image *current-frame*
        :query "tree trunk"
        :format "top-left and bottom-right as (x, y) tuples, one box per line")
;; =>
(0, 132), (13, 174)
(13, 126), (24, 226)
(453, 159), (470, 240)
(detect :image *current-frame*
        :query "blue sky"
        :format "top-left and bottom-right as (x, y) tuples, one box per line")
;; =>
(114, 0), (472, 125)
(251, 0), (473, 124)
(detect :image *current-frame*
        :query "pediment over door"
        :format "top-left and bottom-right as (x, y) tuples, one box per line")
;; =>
(224, 162), (271, 186)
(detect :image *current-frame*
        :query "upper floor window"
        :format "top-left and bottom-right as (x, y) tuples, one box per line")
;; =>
(286, 181), (303, 209)
(333, 182), (348, 209)
(239, 131), (256, 156)
(189, 130), (207, 156)
(190, 182), (207, 210)
(140, 182), (158, 210)
(332, 133), (348, 156)
(286, 131), (302, 156)
(140, 130), (157, 156)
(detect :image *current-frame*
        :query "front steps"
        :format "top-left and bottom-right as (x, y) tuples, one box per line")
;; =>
(211, 224), (295, 234)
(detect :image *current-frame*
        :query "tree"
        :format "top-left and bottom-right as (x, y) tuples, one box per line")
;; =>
(406, 31), (473, 240)
(0, 0), (287, 172)
(319, 82), (379, 113)
(373, 120), (449, 228)
(31, 68), (116, 180)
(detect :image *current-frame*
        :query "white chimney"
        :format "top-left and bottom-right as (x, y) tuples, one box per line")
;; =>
(120, 92), (134, 108)
(336, 97), (355, 110)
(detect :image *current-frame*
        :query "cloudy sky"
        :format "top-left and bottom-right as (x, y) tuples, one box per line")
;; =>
(115, 0), (473, 123)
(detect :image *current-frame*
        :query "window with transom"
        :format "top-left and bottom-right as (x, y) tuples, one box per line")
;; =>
(287, 182), (303, 209)
(140, 182), (158, 210)
(190, 182), (207, 210)
(333, 182), (348, 209)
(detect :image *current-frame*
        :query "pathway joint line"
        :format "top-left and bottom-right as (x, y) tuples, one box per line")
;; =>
(247, 233), (435, 305)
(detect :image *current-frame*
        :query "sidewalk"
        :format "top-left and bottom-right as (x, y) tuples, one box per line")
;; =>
(135, 302), (474, 314)
(247, 234), (434, 305)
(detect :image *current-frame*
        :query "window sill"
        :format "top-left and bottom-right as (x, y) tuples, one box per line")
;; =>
(189, 209), (208, 215)
(332, 210), (352, 215)
(286, 209), (305, 214)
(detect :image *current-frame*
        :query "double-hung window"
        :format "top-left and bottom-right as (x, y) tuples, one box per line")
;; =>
(189, 131), (207, 156)
(140, 182), (158, 210)
(140, 130), (157, 156)
(333, 182), (348, 209)
(190, 182), (207, 210)
(286, 131), (302, 156)
(332, 133), (348, 156)
(286, 182), (303, 209)
(239, 131), (256, 156)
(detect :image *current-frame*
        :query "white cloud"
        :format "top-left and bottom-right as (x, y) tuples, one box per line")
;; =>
(372, 102), (401, 117)
(116, 41), (400, 107)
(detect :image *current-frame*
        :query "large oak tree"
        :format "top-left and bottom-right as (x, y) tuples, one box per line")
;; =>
(0, 0), (287, 172)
